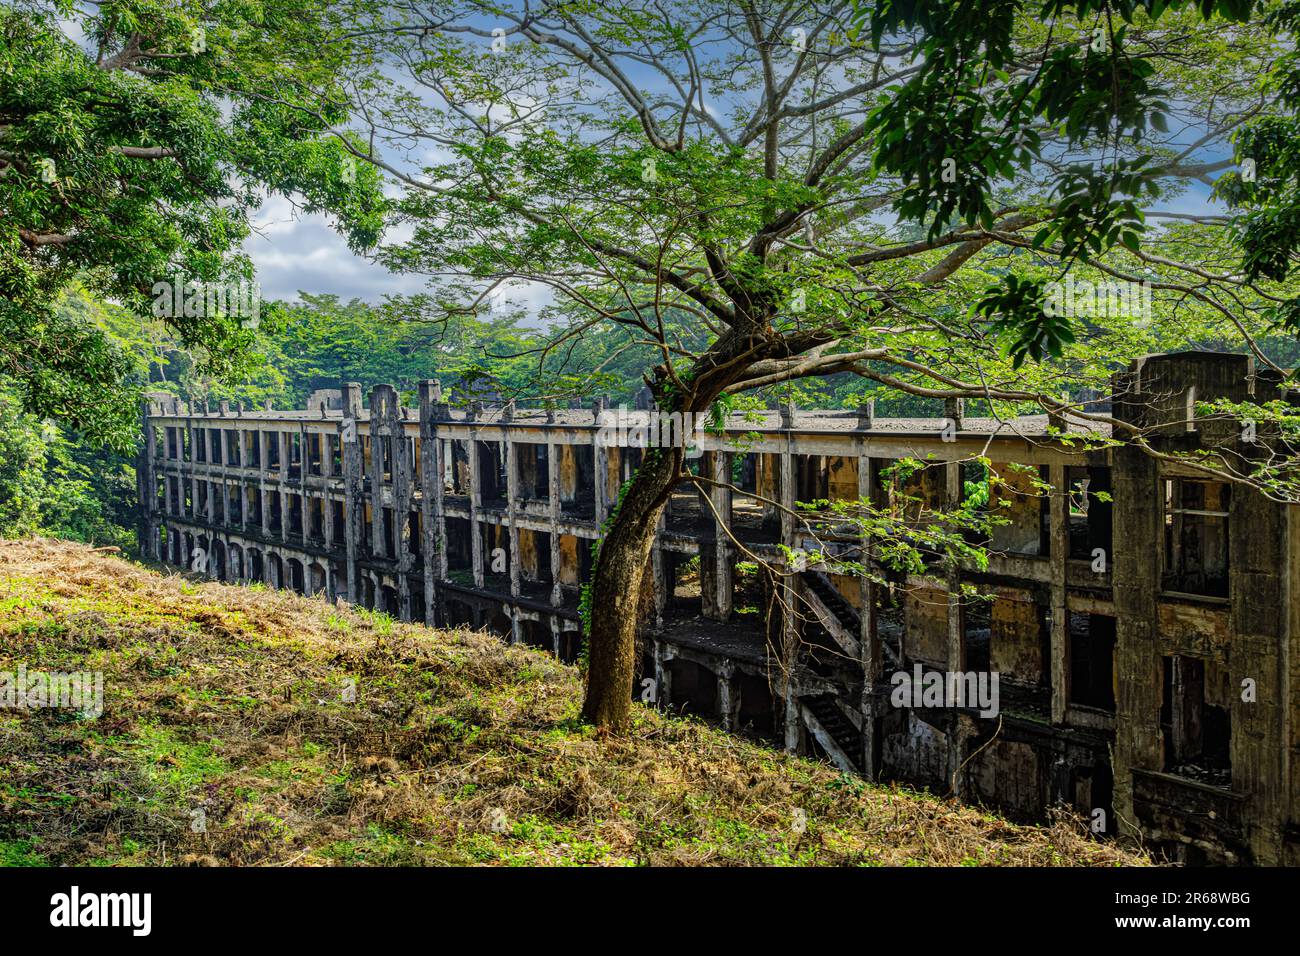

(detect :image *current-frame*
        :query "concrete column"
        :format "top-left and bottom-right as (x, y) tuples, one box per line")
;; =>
(504, 435), (524, 643)
(859, 453), (882, 778)
(712, 452), (733, 624)
(779, 440), (801, 754)
(651, 537), (667, 628)
(276, 430), (291, 544)
(137, 401), (160, 559)
(278, 430), (290, 475)
(783, 685), (802, 753)
(468, 438), (485, 589)
(186, 417), (198, 520)
(547, 441), (562, 606)
(419, 381), (445, 626)
(717, 661), (739, 732)
(944, 459), (967, 795)
(592, 398), (609, 525)
(256, 431), (269, 538)
(1049, 462), (1069, 725)
(505, 437), (521, 598)
(190, 454), (200, 522)
(653, 639), (672, 709)
(323, 489), (334, 552)
(386, 393), (415, 621)
(368, 414), (386, 560)
(342, 384), (364, 603)
(944, 396), (965, 431)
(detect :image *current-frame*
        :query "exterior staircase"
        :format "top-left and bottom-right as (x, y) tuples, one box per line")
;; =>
(801, 693), (863, 773)
(799, 569), (900, 669)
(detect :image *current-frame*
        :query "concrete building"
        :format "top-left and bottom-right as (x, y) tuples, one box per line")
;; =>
(137, 352), (1300, 864)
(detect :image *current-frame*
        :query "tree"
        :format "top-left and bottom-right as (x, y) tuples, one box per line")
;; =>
(307, 0), (1296, 730)
(0, 0), (387, 447)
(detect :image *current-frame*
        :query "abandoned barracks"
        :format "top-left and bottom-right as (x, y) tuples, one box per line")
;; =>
(137, 351), (1300, 865)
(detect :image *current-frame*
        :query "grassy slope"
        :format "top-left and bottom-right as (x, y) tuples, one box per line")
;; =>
(0, 539), (1146, 867)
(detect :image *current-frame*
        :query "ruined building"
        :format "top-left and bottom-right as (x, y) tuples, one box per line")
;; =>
(138, 351), (1300, 865)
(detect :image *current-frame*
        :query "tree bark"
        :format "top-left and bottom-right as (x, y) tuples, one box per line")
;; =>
(580, 444), (681, 731)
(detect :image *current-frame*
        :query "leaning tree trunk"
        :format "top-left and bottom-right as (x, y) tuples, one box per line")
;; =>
(580, 444), (681, 732)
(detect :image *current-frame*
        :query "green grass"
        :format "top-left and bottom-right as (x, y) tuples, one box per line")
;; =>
(0, 538), (1150, 867)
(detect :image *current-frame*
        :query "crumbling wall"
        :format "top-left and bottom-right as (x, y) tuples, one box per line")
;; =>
(990, 463), (1043, 554)
(904, 586), (949, 665)
(990, 587), (1044, 683)
(827, 455), (857, 502)
(968, 739), (1043, 817)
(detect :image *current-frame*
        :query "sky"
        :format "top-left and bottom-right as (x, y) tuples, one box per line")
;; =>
(245, 195), (424, 303)
(245, 194), (557, 317)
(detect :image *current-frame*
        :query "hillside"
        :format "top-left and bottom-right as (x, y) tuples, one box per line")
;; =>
(0, 539), (1146, 867)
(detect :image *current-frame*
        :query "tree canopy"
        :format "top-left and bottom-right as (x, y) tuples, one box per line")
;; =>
(0, 0), (386, 446)
(314, 0), (1300, 728)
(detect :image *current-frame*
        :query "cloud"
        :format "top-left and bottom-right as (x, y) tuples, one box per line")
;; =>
(244, 195), (556, 321)
(243, 197), (427, 304)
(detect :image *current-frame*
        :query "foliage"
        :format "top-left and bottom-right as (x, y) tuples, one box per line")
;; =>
(0, 0), (386, 448)
(0, 385), (135, 547)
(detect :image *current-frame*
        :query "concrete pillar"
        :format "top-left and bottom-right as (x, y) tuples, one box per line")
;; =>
(256, 431), (269, 539)
(278, 428), (291, 544)
(859, 453), (882, 778)
(323, 490), (334, 551)
(342, 383), (364, 603)
(187, 417), (198, 520)
(547, 441), (562, 606)
(593, 398), (609, 525)
(419, 381), (445, 626)
(944, 459), (967, 795)
(1110, 444), (1162, 845)
(1048, 461), (1069, 725)
(382, 389), (415, 621)
(653, 640), (672, 710)
(718, 661), (739, 731)
(651, 541), (667, 628)
(783, 685), (802, 753)
(944, 396), (965, 431)
(506, 437), (521, 600)
(468, 438), (484, 589)
(779, 439), (801, 755)
(712, 447), (733, 621)
(137, 401), (160, 559)
(368, 411), (386, 560)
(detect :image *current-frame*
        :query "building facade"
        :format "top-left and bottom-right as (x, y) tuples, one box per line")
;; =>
(137, 351), (1300, 864)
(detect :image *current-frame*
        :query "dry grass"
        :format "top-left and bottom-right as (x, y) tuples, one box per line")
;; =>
(0, 538), (1149, 867)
